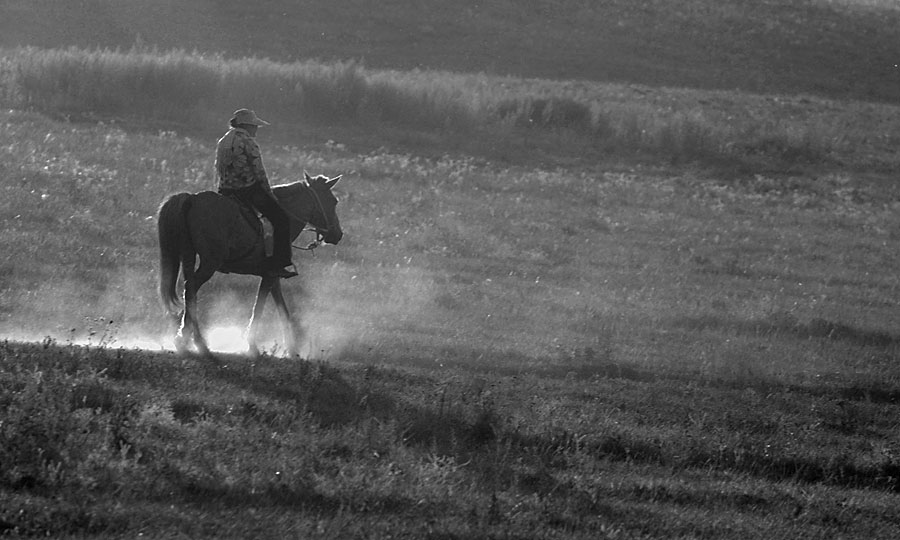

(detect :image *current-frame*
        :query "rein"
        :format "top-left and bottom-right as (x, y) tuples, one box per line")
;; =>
(292, 229), (322, 254)
(285, 181), (332, 255)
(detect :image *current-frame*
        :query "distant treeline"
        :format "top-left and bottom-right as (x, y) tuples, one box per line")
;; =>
(0, 46), (885, 168)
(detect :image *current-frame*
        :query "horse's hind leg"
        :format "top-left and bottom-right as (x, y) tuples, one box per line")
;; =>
(174, 253), (196, 355)
(172, 308), (190, 355)
(182, 255), (219, 357)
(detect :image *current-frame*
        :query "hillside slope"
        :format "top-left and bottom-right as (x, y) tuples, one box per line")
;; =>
(3, 75), (900, 537)
(4, 335), (900, 538)
(3, 0), (900, 103)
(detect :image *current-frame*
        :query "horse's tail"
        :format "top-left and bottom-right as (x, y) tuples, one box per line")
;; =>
(157, 193), (194, 314)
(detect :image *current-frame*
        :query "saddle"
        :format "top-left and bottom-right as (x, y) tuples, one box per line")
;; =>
(223, 193), (275, 258)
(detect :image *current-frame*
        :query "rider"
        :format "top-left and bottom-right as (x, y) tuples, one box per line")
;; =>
(215, 108), (298, 279)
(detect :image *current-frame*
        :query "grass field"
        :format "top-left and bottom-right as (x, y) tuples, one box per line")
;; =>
(3, 0), (900, 538)
(2, 104), (900, 536)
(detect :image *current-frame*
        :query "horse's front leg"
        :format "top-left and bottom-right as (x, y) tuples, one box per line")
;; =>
(271, 278), (303, 358)
(248, 277), (275, 359)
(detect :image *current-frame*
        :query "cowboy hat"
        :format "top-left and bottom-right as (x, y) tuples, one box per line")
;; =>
(230, 108), (270, 126)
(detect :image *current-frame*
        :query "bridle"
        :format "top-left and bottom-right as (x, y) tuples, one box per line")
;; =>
(289, 181), (333, 254)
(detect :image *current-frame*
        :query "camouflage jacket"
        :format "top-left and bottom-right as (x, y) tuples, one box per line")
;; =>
(215, 127), (272, 192)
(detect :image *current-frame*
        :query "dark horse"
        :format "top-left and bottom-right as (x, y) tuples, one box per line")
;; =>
(157, 173), (342, 358)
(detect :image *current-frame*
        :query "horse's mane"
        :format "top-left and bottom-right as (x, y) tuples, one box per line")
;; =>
(271, 181), (314, 230)
(272, 174), (335, 227)
(272, 180), (307, 209)
(273, 175), (330, 209)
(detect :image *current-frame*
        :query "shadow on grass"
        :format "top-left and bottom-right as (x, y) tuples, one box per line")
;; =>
(193, 352), (502, 458)
(507, 426), (900, 494)
(190, 354), (391, 428)
(159, 466), (344, 513)
(834, 385), (900, 404)
(673, 313), (899, 348)
(681, 446), (900, 493)
(339, 345), (659, 384)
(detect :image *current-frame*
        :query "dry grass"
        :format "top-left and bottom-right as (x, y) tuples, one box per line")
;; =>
(2, 107), (900, 536)
(5, 46), (900, 173)
(3, 1), (900, 534)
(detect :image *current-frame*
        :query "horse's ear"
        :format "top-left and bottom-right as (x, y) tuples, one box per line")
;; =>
(325, 175), (342, 188)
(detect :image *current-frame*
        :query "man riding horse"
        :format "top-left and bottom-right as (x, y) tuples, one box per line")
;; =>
(215, 108), (298, 279)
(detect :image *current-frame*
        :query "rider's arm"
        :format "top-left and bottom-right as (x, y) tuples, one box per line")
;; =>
(245, 138), (274, 195)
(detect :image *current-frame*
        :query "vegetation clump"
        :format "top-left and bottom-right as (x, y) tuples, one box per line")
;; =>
(4, 45), (894, 170)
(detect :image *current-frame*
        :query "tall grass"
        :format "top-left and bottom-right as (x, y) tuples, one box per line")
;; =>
(2, 45), (887, 169)
(7, 46), (473, 131)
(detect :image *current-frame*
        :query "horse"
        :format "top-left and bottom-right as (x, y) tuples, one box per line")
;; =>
(157, 172), (343, 358)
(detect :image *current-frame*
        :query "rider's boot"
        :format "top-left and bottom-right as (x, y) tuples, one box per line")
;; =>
(265, 258), (298, 279)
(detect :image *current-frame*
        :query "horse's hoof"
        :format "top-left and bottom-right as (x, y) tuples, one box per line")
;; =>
(173, 335), (191, 356)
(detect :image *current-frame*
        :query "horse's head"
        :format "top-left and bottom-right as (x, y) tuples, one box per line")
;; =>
(302, 172), (343, 245)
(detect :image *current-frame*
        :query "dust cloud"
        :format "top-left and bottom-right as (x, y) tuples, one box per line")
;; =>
(0, 268), (171, 351)
(1, 257), (440, 361)
(289, 261), (438, 360)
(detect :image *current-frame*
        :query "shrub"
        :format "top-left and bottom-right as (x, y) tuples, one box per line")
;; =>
(0, 364), (136, 489)
(496, 96), (593, 133)
(0, 367), (70, 487)
(655, 112), (721, 162)
(737, 126), (831, 163)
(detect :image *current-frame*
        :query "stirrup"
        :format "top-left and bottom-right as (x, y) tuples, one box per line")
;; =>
(266, 263), (298, 279)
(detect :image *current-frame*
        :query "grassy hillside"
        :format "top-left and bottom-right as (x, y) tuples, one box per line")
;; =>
(4, 0), (900, 537)
(3, 105), (900, 536)
(3, 0), (900, 104)
(3, 338), (900, 538)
